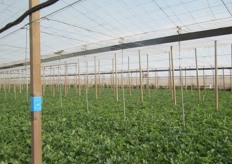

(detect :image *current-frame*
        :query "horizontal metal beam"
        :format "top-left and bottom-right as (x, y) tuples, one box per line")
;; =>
(1, 26), (232, 70)
(2, 66), (232, 78)
(44, 66), (232, 76)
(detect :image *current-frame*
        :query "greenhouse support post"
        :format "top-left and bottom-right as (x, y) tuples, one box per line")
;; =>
(171, 46), (176, 105)
(195, 48), (200, 101)
(29, 0), (42, 163)
(215, 41), (218, 111)
(139, 50), (143, 102)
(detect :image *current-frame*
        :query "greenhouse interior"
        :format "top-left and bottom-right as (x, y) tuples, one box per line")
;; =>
(0, 0), (232, 163)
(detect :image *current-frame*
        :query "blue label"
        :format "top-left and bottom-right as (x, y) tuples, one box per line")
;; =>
(30, 96), (42, 112)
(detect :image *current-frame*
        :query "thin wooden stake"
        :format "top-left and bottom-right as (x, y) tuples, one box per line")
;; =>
(147, 54), (150, 97)
(139, 50), (143, 102)
(86, 61), (89, 113)
(78, 59), (81, 96)
(223, 67), (225, 91)
(215, 41), (219, 111)
(128, 56), (131, 96)
(171, 46), (176, 105)
(75, 62), (78, 94)
(185, 67), (187, 91)
(115, 54), (118, 102)
(64, 62), (67, 97)
(195, 48), (200, 101)
(203, 67), (206, 93)
(112, 58), (115, 95)
(94, 56), (97, 99)
(231, 44), (232, 92)
(98, 60), (101, 96)
(52, 66), (55, 97)
(169, 53), (173, 97)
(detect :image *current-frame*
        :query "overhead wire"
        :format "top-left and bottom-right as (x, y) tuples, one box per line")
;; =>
(0, 0), (59, 33)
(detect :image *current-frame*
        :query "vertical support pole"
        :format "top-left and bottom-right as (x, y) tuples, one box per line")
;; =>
(169, 53), (173, 97)
(147, 54), (150, 97)
(115, 54), (118, 102)
(13, 70), (16, 100)
(26, 65), (29, 100)
(49, 66), (52, 92)
(156, 71), (159, 89)
(195, 48), (200, 101)
(42, 66), (45, 96)
(171, 46), (176, 105)
(230, 44), (232, 92)
(185, 67), (187, 91)
(112, 58), (115, 94)
(20, 69), (22, 93)
(223, 67), (225, 91)
(212, 65), (215, 90)
(94, 56), (97, 99)
(29, 0), (42, 163)
(75, 62), (78, 94)
(139, 50), (143, 102)
(85, 61), (89, 113)
(98, 60), (101, 96)
(215, 41), (218, 111)
(78, 59), (81, 96)
(52, 65), (55, 97)
(128, 56), (131, 96)
(86, 62), (89, 95)
(203, 67), (206, 93)
(64, 62), (67, 97)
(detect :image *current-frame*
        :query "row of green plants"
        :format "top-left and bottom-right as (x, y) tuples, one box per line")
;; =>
(0, 87), (231, 163)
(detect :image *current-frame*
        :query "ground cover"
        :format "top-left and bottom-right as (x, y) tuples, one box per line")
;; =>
(0, 87), (231, 163)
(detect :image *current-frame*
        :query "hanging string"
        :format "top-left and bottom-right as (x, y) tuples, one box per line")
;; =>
(177, 26), (185, 128)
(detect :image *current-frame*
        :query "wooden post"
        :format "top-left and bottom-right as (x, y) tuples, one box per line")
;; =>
(13, 70), (16, 100)
(42, 66), (45, 95)
(94, 56), (97, 99)
(128, 56), (131, 96)
(98, 60), (101, 96)
(230, 44), (232, 92)
(115, 54), (118, 102)
(86, 61), (89, 95)
(195, 48), (200, 101)
(215, 41), (218, 111)
(112, 58), (115, 94)
(223, 67), (225, 91)
(75, 62), (78, 94)
(212, 65), (215, 90)
(85, 61), (89, 112)
(78, 59), (81, 96)
(203, 67), (206, 92)
(156, 71), (159, 89)
(26, 65), (29, 100)
(185, 67), (187, 91)
(171, 46), (176, 105)
(169, 53), (173, 97)
(147, 54), (150, 97)
(52, 66), (55, 97)
(139, 50), (143, 102)
(19, 69), (22, 93)
(29, 0), (42, 162)
(64, 62), (67, 97)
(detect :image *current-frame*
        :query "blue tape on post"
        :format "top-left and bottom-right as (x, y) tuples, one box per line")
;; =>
(30, 96), (42, 112)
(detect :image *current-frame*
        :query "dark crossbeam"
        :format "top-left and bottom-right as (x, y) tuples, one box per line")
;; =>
(1, 26), (232, 70)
